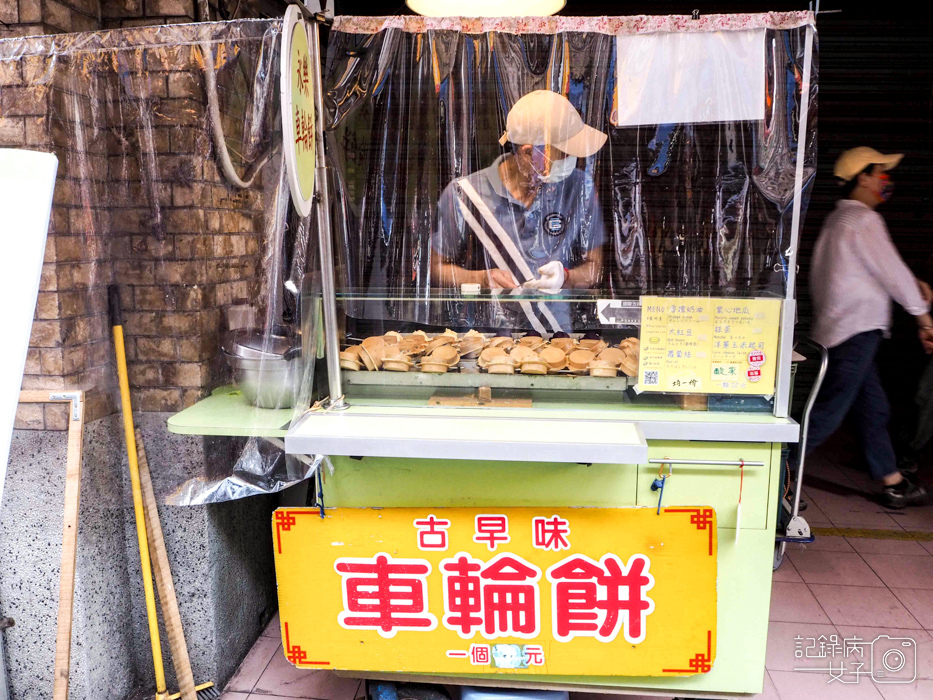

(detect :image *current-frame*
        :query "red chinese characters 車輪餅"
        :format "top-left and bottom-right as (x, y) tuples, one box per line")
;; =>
(334, 553), (438, 638)
(546, 553), (655, 644)
(332, 515), (659, 650)
(441, 552), (542, 640)
(294, 105), (314, 154)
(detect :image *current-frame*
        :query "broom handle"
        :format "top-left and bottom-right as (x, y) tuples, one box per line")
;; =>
(136, 431), (198, 700)
(110, 286), (168, 697)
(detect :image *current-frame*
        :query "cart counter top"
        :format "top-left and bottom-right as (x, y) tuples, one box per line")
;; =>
(285, 404), (798, 462)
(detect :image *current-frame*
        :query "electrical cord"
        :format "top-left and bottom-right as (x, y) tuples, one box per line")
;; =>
(197, 0), (276, 189)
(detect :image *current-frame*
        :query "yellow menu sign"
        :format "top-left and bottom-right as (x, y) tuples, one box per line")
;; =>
(638, 297), (782, 395)
(273, 507), (717, 677)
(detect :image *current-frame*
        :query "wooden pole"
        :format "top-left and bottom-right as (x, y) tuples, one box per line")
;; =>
(19, 391), (85, 700)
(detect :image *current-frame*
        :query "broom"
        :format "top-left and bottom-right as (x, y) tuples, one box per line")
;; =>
(137, 430), (219, 700)
(109, 285), (218, 700)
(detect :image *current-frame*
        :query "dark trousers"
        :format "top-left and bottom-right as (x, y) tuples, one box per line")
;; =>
(805, 330), (898, 481)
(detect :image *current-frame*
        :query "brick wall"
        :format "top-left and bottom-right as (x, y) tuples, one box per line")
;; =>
(101, 0), (197, 28)
(2, 14), (277, 429)
(0, 0), (100, 38)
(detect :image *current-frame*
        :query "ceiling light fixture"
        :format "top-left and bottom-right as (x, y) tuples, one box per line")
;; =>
(405, 0), (565, 17)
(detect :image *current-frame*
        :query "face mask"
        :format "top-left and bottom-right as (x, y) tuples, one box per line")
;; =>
(537, 156), (577, 183)
(878, 174), (894, 202)
(529, 146), (576, 184)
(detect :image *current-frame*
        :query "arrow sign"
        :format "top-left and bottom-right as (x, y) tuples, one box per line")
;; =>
(597, 299), (642, 326)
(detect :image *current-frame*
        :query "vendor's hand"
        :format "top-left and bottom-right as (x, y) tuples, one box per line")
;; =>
(920, 280), (933, 305)
(920, 327), (933, 354)
(485, 268), (519, 290)
(522, 261), (566, 294)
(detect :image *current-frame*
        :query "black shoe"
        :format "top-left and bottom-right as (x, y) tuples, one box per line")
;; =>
(881, 476), (928, 509)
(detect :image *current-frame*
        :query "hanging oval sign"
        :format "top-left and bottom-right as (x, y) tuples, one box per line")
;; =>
(281, 5), (316, 217)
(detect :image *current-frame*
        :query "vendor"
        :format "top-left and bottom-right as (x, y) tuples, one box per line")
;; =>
(431, 90), (608, 333)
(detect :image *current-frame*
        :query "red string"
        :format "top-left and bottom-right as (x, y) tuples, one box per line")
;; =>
(739, 459), (745, 504)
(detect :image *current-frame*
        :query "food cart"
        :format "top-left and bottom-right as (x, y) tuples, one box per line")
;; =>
(267, 7), (817, 698)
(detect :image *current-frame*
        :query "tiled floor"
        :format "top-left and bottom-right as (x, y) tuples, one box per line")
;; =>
(222, 611), (365, 700)
(224, 443), (933, 700)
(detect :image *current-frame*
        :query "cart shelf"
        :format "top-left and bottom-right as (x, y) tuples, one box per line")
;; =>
(342, 368), (635, 391)
(166, 385), (293, 437)
(285, 404), (799, 461)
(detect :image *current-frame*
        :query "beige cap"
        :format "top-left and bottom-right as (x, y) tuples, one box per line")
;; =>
(499, 90), (608, 158)
(834, 147), (903, 181)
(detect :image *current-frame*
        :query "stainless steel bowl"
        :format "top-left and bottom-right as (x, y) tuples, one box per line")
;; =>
(223, 329), (297, 361)
(224, 351), (299, 409)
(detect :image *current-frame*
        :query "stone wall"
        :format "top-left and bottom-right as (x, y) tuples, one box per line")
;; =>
(0, 414), (279, 700)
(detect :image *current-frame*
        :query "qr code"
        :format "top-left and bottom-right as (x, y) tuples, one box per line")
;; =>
(643, 370), (659, 386)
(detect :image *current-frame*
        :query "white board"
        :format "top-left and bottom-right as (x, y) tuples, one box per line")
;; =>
(616, 29), (765, 126)
(0, 149), (58, 507)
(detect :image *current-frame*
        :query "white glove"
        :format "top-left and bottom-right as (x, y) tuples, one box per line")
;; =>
(523, 261), (566, 294)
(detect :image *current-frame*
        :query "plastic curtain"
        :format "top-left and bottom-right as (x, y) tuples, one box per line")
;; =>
(0, 20), (322, 504)
(322, 15), (817, 335)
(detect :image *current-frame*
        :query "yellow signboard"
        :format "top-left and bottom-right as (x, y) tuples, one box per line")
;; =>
(281, 5), (316, 217)
(273, 507), (717, 677)
(638, 296), (782, 394)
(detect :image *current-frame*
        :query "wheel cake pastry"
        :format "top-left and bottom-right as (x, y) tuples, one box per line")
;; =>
(425, 335), (457, 353)
(550, 337), (577, 353)
(489, 336), (515, 350)
(519, 331), (546, 350)
(568, 349), (596, 374)
(520, 357), (549, 375)
(619, 352), (639, 377)
(398, 337), (426, 355)
(478, 346), (507, 368)
(362, 336), (386, 351)
(578, 338), (608, 353)
(538, 346), (567, 372)
(382, 352), (413, 372)
(597, 347), (627, 367)
(420, 358), (450, 373)
(486, 355), (517, 374)
(358, 340), (384, 371)
(459, 335), (486, 358)
(339, 347), (363, 371)
(430, 345), (460, 366)
(588, 359), (618, 378)
(509, 345), (537, 363)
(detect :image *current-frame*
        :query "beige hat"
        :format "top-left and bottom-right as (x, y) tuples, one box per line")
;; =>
(834, 147), (903, 182)
(499, 90), (607, 158)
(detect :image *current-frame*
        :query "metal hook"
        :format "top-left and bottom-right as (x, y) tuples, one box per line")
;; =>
(657, 461), (674, 479)
(692, 9), (700, 20)
(316, 466), (326, 519)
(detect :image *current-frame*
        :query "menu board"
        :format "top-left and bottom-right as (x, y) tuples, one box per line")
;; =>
(637, 297), (782, 395)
